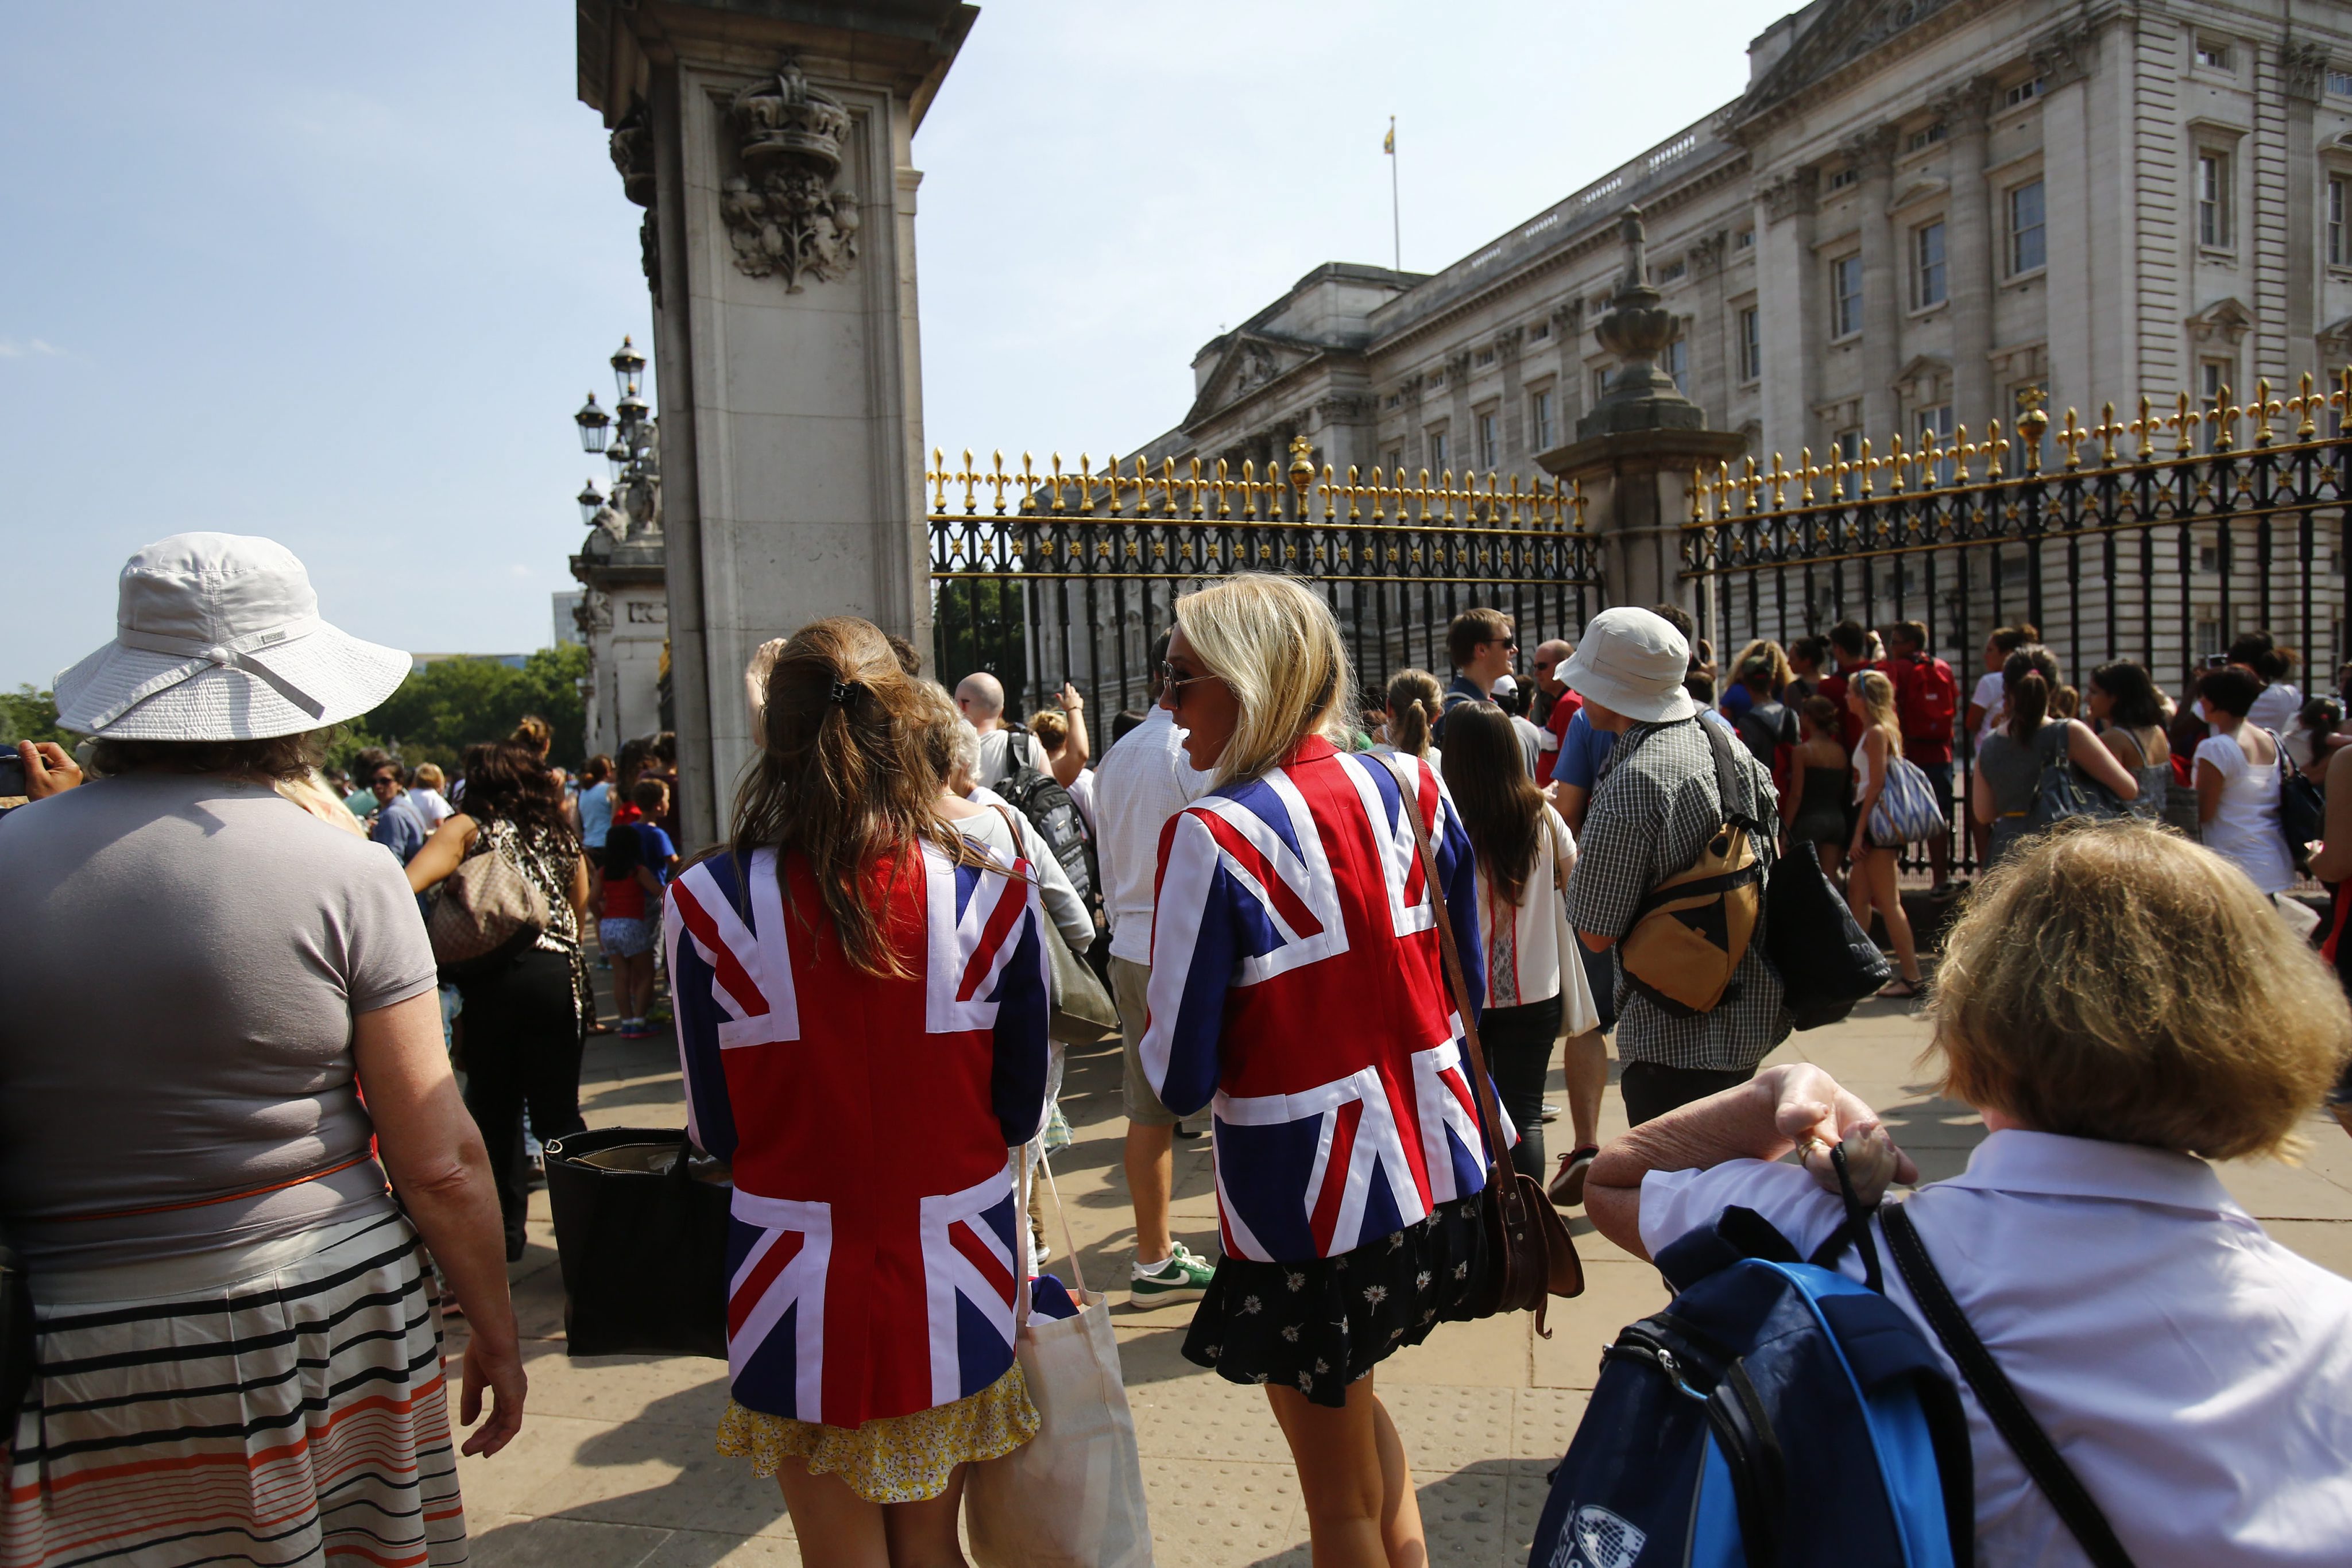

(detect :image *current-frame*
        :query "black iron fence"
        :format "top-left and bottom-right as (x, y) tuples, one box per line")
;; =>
(1682, 380), (2350, 871)
(929, 444), (1604, 722)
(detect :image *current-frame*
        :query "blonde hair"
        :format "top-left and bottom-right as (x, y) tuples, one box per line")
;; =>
(1930, 820), (2351, 1161)
(1850, 668), (1902, 754)
(412, 762), (446, 791)
(1027, 708), (1069, 750)
(1384, 669), (1444, 759)
(1173, 574), (1359, 787)
(1731, 638), (1793, 694)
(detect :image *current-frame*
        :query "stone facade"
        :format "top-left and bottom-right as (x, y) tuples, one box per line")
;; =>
(570, 474), (670, 762)
(1135, 0), (2352, 539)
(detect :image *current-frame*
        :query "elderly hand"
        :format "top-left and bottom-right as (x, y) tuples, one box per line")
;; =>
(20, 741), (82, 799)
(1762, 1063), (1917, 1205)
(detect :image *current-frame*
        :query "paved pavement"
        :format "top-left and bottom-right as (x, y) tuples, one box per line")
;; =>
(449, 993), (2352, 1566)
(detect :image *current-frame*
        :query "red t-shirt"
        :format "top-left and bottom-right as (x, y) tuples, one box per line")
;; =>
(1539, 689), (1584, 784)
(602, 804), (648, 920)
(1876, 653), (1958, 766)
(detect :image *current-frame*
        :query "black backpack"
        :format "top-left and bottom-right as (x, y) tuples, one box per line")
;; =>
(995, 730), (1095, 904)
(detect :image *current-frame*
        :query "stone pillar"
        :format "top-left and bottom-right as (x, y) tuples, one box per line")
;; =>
(1757, 170), (1819, 464)
(1854, 126), (1901, 439)
(1938, 80), (1997, 433)
(2285, 41), (2329, 384)
(1552, 301), (1586, 435)
(1541, 209), (1745, 620)
(1496, 328), (1526, 463)
(578, 1), (975, 849)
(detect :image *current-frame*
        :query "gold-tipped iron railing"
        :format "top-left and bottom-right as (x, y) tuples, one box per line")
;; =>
(1681, 375), (2349, 696)
(928, 438), (1603, 717)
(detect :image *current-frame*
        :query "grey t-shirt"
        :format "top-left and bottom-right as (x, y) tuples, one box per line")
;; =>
(0, 772), (439, 1272)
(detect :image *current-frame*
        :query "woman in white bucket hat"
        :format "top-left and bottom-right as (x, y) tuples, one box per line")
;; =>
(0, 533), (522, 1566)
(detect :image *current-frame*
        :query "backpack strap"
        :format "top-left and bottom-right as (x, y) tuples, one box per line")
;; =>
(1881, 1205), (2138, 1568)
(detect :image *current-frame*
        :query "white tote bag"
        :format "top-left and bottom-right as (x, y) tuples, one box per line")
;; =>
(965, 1153), (1155, 1568)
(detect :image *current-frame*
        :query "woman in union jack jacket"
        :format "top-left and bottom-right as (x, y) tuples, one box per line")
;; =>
(1140, 573), (1499, 1565)
(664, 617), (1051, 1555)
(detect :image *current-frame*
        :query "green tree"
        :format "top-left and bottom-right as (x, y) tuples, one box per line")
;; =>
(0, 686), (66, 746)
(358, 644), (589, 773)
(933, 578), (1029, 703)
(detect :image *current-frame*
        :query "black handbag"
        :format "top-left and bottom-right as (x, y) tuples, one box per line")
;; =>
(2274, 730), (2326, 871)
(542, 1126), (732, 1358)
(1765, 841), (1895, 1029)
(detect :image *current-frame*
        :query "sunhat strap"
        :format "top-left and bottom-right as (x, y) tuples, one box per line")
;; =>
(86, 618), (330, 732)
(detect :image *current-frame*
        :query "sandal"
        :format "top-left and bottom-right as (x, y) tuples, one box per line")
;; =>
(1877, 977), (1924, 999)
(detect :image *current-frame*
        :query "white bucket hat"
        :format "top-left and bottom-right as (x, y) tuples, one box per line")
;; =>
(55, 533), (412, 740)
(1558, 606), (1697, 725)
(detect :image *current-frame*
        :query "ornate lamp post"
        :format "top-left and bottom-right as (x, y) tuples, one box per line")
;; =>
(568, 336), (667, 761)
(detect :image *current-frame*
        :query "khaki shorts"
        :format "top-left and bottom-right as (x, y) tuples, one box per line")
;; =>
(1113, 955), (1180, 1128)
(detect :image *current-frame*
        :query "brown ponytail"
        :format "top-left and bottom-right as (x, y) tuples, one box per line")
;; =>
(2003, 645), (2061, 742)
(1385, 668), (1444, 758)
(730, 616), (962, 978)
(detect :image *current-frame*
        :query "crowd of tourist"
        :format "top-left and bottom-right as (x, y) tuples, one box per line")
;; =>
(5, 532), (2352, 1566)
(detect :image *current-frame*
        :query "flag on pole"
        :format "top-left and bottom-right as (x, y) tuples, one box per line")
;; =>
(1383, 118), (1395, 154)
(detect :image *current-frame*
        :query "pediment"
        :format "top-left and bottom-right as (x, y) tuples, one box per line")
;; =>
(1735, 0), (1967, 123)
(1890, 175), (1948, 211)
(2187, 296), (2254, 347)
(1184, 331), (1319, 425)
(2318, 315), (2352, 355)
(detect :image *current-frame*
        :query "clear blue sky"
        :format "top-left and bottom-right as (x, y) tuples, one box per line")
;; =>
(1, 1), (1782, 692)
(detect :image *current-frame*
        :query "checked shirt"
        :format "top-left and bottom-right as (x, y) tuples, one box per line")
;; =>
(1568, 716), (1790, 1072)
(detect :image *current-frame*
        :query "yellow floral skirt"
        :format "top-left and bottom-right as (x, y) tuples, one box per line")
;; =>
(716, 1362), (1039, 1504)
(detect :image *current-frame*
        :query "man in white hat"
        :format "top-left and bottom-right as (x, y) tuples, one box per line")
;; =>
(1561, 606), (1788, 1128)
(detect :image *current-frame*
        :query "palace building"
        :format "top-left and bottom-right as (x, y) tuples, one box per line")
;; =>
(1129, 0), (2352, 516)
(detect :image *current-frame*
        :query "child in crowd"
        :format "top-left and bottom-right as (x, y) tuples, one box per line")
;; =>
(599, 777), (678, 1038)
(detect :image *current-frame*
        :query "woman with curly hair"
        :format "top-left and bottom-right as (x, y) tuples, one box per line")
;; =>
(407, 739), (591, 1260)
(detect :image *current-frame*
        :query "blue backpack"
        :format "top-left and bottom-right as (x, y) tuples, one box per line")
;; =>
(1527, 1202), (1973, 1568)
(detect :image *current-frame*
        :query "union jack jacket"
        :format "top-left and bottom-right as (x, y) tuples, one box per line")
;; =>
(1140, 736), (1500, 1264)
(664, 841), (1051, 1428)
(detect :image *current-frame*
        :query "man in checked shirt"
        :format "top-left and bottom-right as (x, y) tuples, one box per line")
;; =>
(1561, 607), (1790, 1126)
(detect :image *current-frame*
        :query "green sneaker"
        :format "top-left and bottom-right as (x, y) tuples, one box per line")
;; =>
(1128, 1241), (1216, 1307)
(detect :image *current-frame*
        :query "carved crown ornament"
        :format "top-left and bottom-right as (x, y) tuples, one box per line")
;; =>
(720, 56), (862, 291)
(609, 103), (662, 304)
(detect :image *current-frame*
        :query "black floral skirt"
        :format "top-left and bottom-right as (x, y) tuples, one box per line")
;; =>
(1181, 1192), (1492, 1408)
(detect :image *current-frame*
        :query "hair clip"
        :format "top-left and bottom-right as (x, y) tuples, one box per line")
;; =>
(827, 679), (861, 707)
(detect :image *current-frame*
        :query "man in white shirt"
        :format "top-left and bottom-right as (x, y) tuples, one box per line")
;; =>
(955, 671), (1088, 790)
(1092, 636), (1216, 1304)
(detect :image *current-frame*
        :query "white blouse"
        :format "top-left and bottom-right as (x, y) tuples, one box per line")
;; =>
(2194, 731), (2295, 895)
(1473, 803), (1601, 1032)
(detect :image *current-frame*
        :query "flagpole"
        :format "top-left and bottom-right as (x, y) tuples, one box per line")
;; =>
(1387, 115), (1401, 272)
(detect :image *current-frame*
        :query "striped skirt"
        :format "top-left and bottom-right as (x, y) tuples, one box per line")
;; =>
(2, 1209), (467, 1567)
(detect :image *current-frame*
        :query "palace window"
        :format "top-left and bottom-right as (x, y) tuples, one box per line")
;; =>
(1835, 428), (1864, 499)
(2195, 39), (2233, 72)
(2330, 176), (2347, 266)
(1735, 227), (1755, 251)
(1828, 167), (1858, 191)
(1908, 123), (1947, 152)
(1476, 411), (1499, 470)
(1476, 347), (1496, 367)
(1738, 307), (1762, 382)
(2009, 179), (2047, 274)
(1831, 254), (1863, 337)
(1663, 338), (1688, 393)
(1592, 366), (1612, 402)
(2200, 359), (2232, 451)
(1529, 319), (1550, 341)
(1530, 388), (1554, 450)
(1657, 258), (1686, 283)
(2005, 78), (2044, 107)
(1917, 404), (1956, 485)
(2198, 152), (2232, 247)
(1385, 448), (1405, 477)
(2329, 69), (2352, 98)
(1427, 429), (1449, 473)
(1914, 219), (1948, 308)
